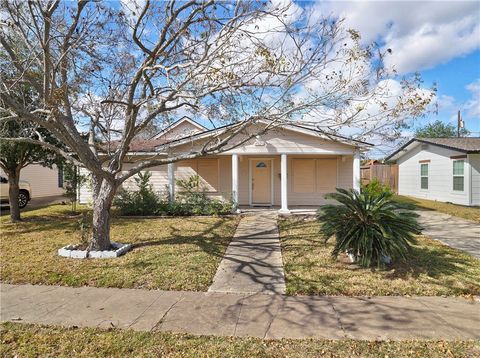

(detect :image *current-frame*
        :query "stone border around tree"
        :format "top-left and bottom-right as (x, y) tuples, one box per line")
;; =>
(58, 242), (132, 259)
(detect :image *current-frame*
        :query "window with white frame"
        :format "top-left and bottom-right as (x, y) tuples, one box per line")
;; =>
(452, 160), (464, 191)
(420, 163), (428, 189)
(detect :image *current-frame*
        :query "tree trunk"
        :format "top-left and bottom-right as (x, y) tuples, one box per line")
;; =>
(89, 175), (117, 251)
(7, 168), (21, 222)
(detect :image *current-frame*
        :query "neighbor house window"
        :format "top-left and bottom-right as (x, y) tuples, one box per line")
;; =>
(452, 160), (464, 191)
(420, 163), (428, 189)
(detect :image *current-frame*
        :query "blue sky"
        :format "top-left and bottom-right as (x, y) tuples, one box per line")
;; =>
(311, 0), (480, 157)
(420, 50), (480, 136)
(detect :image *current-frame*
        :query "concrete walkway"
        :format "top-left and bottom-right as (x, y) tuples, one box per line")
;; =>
(416, 210), (480, 259)
(1, 283), (479, 340)
(208, 212), (286, 294)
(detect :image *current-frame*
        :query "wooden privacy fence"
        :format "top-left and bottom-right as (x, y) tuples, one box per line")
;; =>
(361, 164), (399, 193)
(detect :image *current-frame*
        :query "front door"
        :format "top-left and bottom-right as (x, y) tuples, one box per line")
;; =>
(251, 159), (272, 205)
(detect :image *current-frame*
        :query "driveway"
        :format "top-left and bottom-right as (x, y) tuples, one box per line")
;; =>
(0, 195), (66, 216)
(416, 210), (480, 259)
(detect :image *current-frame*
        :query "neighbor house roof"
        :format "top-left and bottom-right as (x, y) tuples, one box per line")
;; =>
(385, 137), (480, 162)
(151, 116), (207, 140)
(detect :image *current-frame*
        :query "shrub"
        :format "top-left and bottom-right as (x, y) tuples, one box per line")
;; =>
(114, 172), (161, 216)
(361, 178), (394, 198)
(114, 173), (233, 216)
(175, 175), (234, 215)
(317, 188), (419, 268)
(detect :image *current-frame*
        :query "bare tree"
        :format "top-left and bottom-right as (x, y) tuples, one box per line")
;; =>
(0, 0), (434, 250)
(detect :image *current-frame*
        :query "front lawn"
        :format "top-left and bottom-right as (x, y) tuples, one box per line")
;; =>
(0, 205), (239, 291)
(278, 217), (480, 296)
(2, 323), (478, 358)
(394, 195), (480, 223)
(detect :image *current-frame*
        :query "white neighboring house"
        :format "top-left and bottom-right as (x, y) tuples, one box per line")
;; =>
(0, 164), (65, 199)
(386, 137), (480, 206)
(79, 117), (372, 212)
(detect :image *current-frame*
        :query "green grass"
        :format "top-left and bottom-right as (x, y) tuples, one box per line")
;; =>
(1, 323), (478, 358)
(394, 195), (480, 223)
(278, 217), (480, 296)
(0, 204), (239, 291)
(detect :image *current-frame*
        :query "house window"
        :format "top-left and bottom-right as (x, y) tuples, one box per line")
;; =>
(452, 160), (464, 191)
(420, 163), (428, 190)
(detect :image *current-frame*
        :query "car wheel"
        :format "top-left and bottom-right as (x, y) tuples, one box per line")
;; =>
(18, 191), (29, 209)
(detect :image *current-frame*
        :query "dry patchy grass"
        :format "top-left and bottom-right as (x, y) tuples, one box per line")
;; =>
(1, 323), (478, 358)
(0, 205), (239, 291)
(278, 217), (480, 296)
(394, 195), (480, 223)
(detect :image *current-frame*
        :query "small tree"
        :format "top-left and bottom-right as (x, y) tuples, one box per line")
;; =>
(0, 120), (58, 221)
(415, 120), (470, 138)
(63, 163), (87, 214)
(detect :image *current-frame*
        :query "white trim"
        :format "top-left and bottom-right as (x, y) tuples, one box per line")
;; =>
(452, 159), (465, 192)
(232, 154), (239, 210)
(420, 163), (429, 191)
(467, 154), (473, 205)
(279, 153), (290, 214)
(152, 116), (207, 139)
(223, 149), (357, 155)
(248, 158), (274, 206)
(353, 149), (361, 192)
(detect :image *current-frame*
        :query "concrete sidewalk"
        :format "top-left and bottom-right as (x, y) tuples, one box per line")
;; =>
(1, 283), (479, 340)
(417, 210), (480, 259)
(208, 212), (286, 294)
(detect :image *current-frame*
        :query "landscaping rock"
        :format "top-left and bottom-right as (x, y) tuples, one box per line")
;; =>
(57, 242), (132, 259)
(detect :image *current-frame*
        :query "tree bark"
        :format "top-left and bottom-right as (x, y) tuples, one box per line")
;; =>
(7, 168), (21, 222)
(89, 175), (117, 251)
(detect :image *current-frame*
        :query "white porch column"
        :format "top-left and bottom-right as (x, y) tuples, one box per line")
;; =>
(167, 162), (175, 202)
(231, 154), (240, 212)
(353, 149), (361, 193)
(279, 153), (290, 214)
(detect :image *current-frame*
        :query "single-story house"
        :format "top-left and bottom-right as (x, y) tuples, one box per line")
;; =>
(385, 137), (480, 206)
(79, 118), (372, 213)
(1, 163), (65, 199)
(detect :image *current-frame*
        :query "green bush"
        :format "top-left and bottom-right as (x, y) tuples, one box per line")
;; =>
(175, 175), (234, 215)
(317, 188), (419, 268)
(114, 173), (234, 216)
(114, 172), (161, 216)
(361, 178), (394, 198)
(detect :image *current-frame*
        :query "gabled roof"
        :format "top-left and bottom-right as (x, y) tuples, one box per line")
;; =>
(151, 116), (207, 140)
(385, 137), (480, 162)
(154, 119), (374, 151)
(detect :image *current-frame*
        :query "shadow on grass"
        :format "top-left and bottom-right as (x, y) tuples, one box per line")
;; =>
(279, 217), (480, 296)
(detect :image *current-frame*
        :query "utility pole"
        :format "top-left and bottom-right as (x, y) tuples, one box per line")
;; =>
(457, 110), (464, 137)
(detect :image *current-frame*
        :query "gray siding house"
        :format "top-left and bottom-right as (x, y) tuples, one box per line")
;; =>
(386, 137), (480, 206)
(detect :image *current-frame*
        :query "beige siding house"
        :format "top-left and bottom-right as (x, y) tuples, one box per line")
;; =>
(1, 164), (64, 199)
(386, 137), (480, 206)
(79, 118), (372, 212)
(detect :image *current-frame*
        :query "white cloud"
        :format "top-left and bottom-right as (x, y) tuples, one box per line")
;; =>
(313, 1), (480, 74)
(465, 79), (480, 118)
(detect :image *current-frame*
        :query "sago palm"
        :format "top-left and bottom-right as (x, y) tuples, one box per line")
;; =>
(317, 188), (419, 268)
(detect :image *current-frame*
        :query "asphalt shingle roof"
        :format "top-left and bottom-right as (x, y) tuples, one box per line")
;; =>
(385, 137), (480, 162)
(414, 137), (480, 152)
